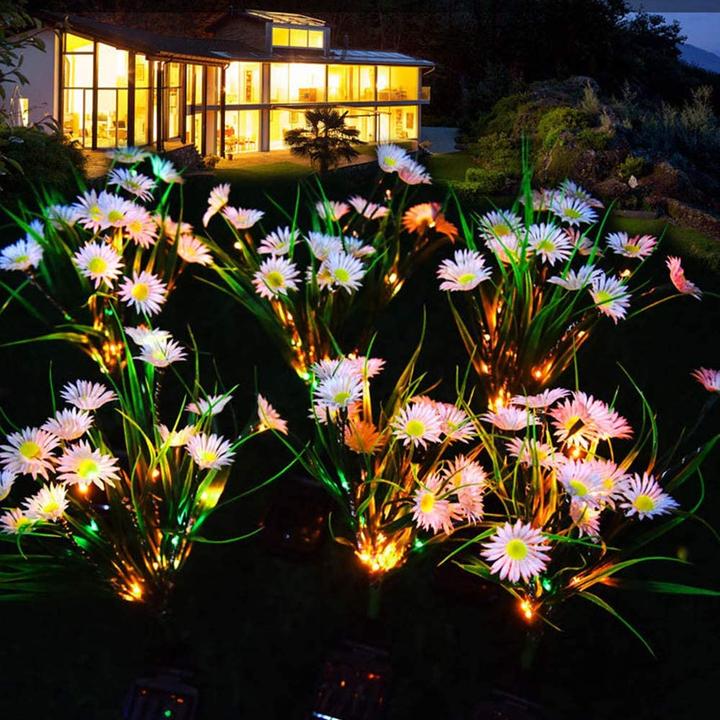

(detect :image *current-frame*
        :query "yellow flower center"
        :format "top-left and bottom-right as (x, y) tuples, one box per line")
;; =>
(625, 243), (640, 254)
(602, 477), (614, 490)
(385, 157), (396, 167)
(15, 254), (29, 265)
(594, 290), (614, 304)
(506, 538), (529, 561)
(42, 500), (60, 515)
(633, 494), (655, 513)
(15, 516), (32, 530)
(77, 458), (99, 480)
(537, 239), (556, 253)
(457, 272), (476, 285)
(199, 450), (217, 464)
(405, 419), (426, 438)
(107, 209), (124, 223)
(564, 207), (582, 219)
(494, 223), (511, 236)
(88, 256), (108, 275)
(19, 440), (41, 459)
(89, 204), (102, 220)
(420, 492), (436, 514)
(266, 270), (285, 289)
(569, 479), (589, 496)
(333, 267), (351, 284)
(127, 220), (142, 234)
(131, 283), (150, 301)
(333, 391), (351, 405)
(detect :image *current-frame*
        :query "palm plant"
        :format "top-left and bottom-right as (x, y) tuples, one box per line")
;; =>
(284, 107), (364, 175)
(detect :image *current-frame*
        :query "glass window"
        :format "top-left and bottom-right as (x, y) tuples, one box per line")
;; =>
(65, 33), (93, 53)
(62, 35), (95, 147)
(134, 54), (151, 147)
(95, 43), (129, 148)
(308, 30), (324, 49)
(343, 107), (377, 142)
(328, 65), (375, 102)
(270, 109), (309, 150)
(222, 110), (260, 155)
(272, 27), (289, 45)
(289, 29), (307, 47)
(271, 63), (326, 103)
(377, 66), (419, 101)
(377, 105), (418, 142)
(225, 62), (261, 104)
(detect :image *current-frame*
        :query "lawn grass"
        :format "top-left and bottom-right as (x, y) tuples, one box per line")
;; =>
(426, 151), (475, 181)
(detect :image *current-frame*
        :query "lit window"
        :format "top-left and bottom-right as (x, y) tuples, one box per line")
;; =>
(308, 30), (324, 49)
(272, 27), (289, 46)
(65, 33), (93, 53)
(289, 29), (307, 46)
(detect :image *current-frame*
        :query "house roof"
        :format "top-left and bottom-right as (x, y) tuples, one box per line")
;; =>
(39, 12), (433, 68)
(243, 9), (326, 26)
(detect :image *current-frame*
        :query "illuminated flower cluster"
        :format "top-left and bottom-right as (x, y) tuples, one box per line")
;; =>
(376, 144), (431, 185)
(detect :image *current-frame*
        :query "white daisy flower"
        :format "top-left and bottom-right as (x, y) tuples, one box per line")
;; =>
(435, 403), (477, 443)
(570, 499), (602, 538)
(589, 272), (630, 323)
(485, 232), (525, 264)
(692, 368), (720, 393)
(528, 223), (574, 265)
(620, 473), (679, 519)
(606, 232), (657, 259)
(509, 388), (570, 409)
(376, 143), (411, 173)
(221, 206), (265, 230)
(124, 326), (172, 347)
(118, 271), (168, 316)
(73, 241), (124, 288)
(321, 251), (366, 293)
(480, 407), (539, 431)
(98, 192), (135, 229)
(547, 264), (601, 290)
(46, 204), (80, 228)
(158, 423), (196, 447)
(0, 235), (44, 272)
(186, 394), (232, 416)
(0, 427), (58, 480)
(589, 459), (630, 505)
(412, 473), (458, 534)
(57, 440), (120, 489)
(252, 257), (301, 300)
(311, 357), (385, 382)
(347, 195), (389, 220)
(107, 168), (156, 202)
(23, 483), (68, 521)
(506, 437), (559, 469)
(478, 210), (523, 242)
(392, 402), (443, 449)
(341, 237), (375, 258)
(481, 520), (551, 583)
(306, 232), (343, 261)
(124, 206), (158, 248)
(60, 380), (116, 410)
(0, 507), (34, 534)
(556, 459), (604, 506)
(444, 455), (486, 522)
(257, 395), (288, 435)
(135, 337), (187, 367)
(0, 470), (15, 501)
(178, 235), (213, 265)
(559, 180), (604, 208)
(150, 156), (184, 184)
(72, 189), (106, 231)
(158, 215), (194, 240)
(258, 227), (297, 255)
(437, 249), (491, 291)
(397, 158), (432, 185)
(202, 183), (231, 227)
(107, 147), (151, 164)
(313, 371), (363, 411)
(186, 432), (235, 470)
(549, 196), (598, 226)
(315, 200), (350, 221)
(41, 408), (94, 441)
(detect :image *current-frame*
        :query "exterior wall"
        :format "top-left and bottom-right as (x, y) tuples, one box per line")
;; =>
(212, 17), (268, 51)
(1, 29), (59, 126)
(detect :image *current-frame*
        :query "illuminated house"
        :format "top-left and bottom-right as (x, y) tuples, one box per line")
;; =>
(16, 10), (432, 156)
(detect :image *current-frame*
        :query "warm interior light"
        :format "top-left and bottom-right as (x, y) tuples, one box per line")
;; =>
(519, 598), (534, 621)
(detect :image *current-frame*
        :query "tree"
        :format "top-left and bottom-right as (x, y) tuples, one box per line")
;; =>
(284, 107), (364, 175)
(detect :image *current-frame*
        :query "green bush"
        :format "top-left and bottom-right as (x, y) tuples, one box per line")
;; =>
(464, 167), (509, 193)
(0, 126), (86, 205)
(617, 154), (646, 180)
(537, 106), (593, 149)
